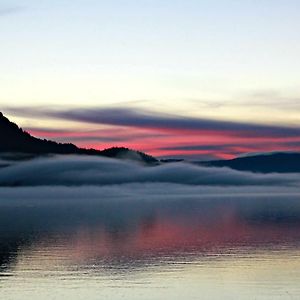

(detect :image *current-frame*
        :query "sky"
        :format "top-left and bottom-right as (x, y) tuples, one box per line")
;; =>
(1, 0), (300, 159)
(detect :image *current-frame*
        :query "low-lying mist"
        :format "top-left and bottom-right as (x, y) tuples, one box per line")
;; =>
(0, 154), (299, 187)
(1, 154), (300, 271)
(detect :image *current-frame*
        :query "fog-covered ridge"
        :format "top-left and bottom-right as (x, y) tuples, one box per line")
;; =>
(0, 112), (158, 164)
(0, 154), (299, 187)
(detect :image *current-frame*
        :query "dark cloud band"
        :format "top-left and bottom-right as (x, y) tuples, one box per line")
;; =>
(4, 106), (300, 138)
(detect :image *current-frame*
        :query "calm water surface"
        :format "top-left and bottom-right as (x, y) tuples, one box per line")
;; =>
(1, 189), (300, 299)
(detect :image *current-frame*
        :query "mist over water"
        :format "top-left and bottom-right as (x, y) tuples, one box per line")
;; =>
(1, 155), (300, 299)
(0, 154), (300, 187)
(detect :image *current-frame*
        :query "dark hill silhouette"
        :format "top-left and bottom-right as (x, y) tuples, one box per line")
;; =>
(199, 152), (300, 173)
(2, 111), (300, 172)
(0, 112), (158, 164)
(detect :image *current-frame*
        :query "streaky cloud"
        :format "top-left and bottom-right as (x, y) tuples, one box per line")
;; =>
(4, 106), (300, 138)
(160, 144), (238, 151)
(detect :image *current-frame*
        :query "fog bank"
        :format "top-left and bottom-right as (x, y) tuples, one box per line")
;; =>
(0, 155), (299, 187)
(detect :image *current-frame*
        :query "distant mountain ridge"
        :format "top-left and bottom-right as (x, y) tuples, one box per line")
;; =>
(0, 112), (158, 164)
(1, 111), (299, 172)
(199, 152), (300, 173)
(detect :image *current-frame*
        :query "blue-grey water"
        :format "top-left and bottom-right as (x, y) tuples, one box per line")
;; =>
(1, 185), (300, 300)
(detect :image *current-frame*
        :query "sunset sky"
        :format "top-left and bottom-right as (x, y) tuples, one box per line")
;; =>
(1, 0), (300, 159)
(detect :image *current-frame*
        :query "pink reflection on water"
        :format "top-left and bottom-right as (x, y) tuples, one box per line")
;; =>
(34, 204), (300, 264)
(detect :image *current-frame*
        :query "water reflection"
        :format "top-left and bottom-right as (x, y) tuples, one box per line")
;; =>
(1, 189), (300, 299)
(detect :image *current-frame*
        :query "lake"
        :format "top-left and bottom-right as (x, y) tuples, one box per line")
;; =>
(1, 185), (300, 299)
